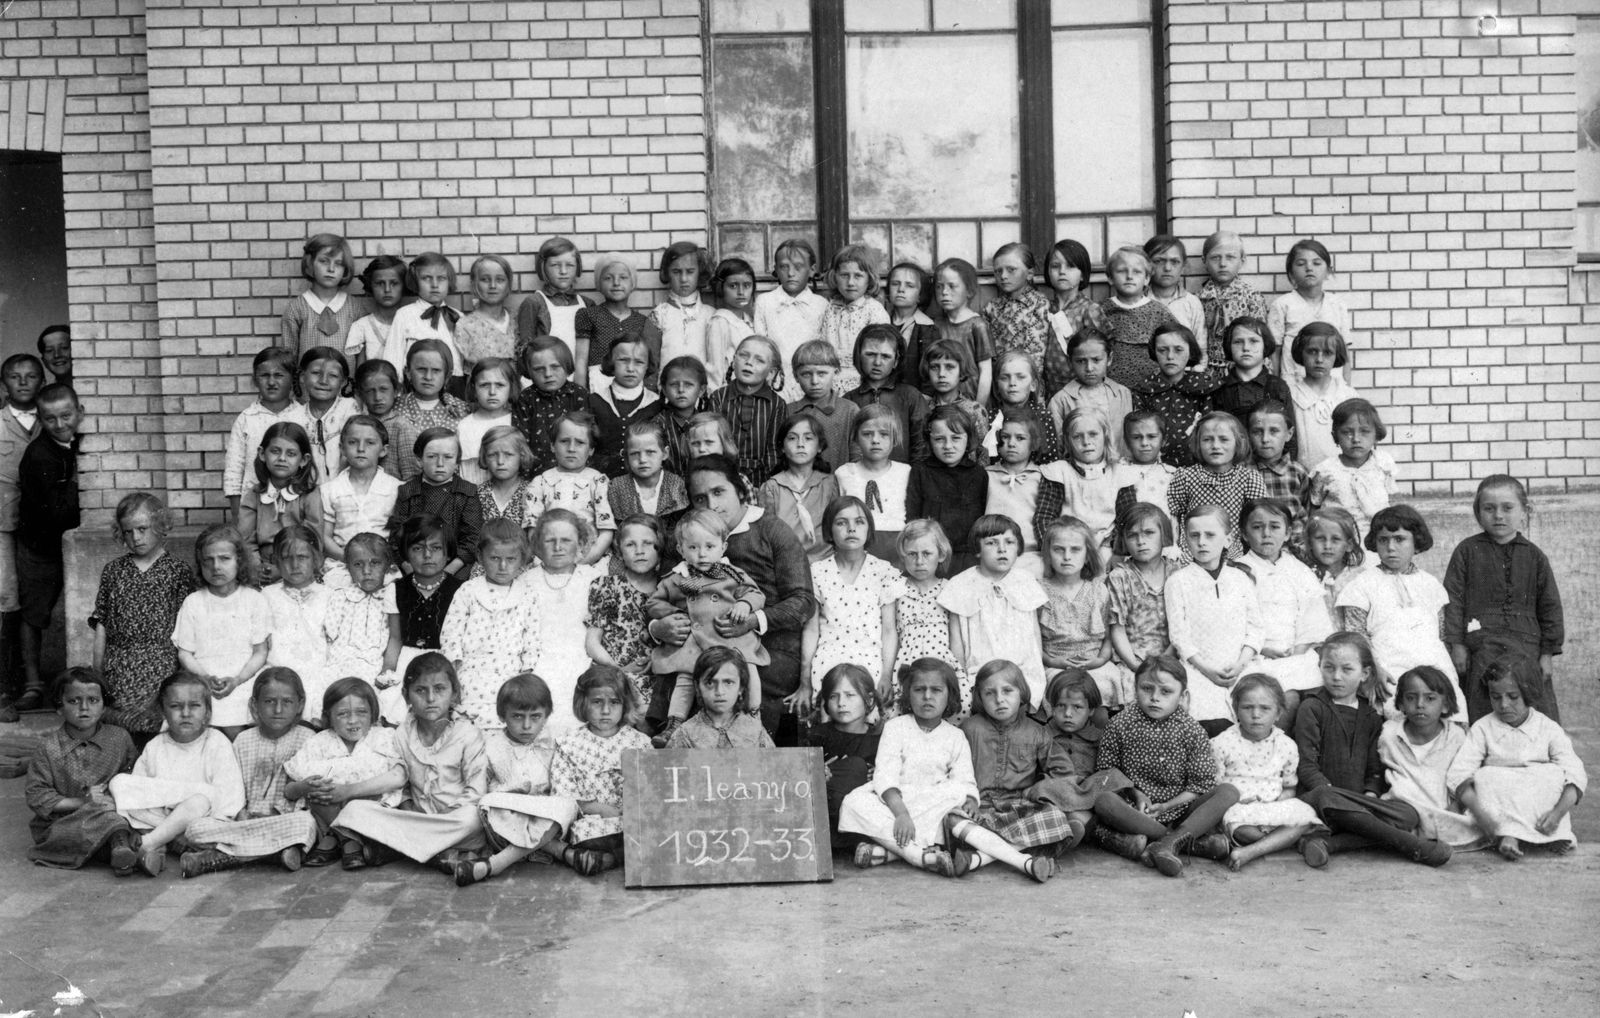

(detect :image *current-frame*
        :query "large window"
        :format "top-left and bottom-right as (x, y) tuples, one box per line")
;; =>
(1579, 12), (1600, 261)
(708, 0), (1162, 274)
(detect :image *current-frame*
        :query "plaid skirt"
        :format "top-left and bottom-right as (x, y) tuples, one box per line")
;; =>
(962, 792), (1075, 849)
(186, 811), (319, 859)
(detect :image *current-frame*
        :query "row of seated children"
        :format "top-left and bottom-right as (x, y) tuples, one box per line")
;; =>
(27, 631), (1582, 886)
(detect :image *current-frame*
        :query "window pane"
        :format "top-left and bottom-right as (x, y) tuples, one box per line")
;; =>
(1053, 28), (1155, 214)
(1577, 208), (1600, 260)
(710, 37), (817, 223)
(938, 222), (980, 266)
(1107, 214), (1156, 254)
(1579, 19), (1600, 207)
(712, 0), (810, 34)
(847, 35), (1020, 220)
(1051, 0), (1150, 25)
(981, 221), (1021, 267)
(1055, 217), (1104, 265)
(891, 223), (936, 270)
(846, 0), (928, 33)
(933, 0), (1014, 31)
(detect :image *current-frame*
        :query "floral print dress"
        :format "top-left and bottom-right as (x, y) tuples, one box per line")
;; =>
(439, 577), (540, 730)
(92, 553), (195, 733)
(551, 724), (654, 845)
(984, 288), (1053, 371)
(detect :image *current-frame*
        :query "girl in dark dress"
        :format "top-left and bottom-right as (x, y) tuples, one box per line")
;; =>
(92, 493), (197, 746)
(807, 664), (881, 850)
(390, 514), (463, 722)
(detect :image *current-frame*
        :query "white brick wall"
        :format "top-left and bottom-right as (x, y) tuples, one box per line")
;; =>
(1167, 0), (1592, 495)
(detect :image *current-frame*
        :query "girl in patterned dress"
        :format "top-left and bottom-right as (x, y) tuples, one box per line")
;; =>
(891, 521), (968, 722)
(1037, 517), (1121, 706)
(92, 493), (195, 746)
(459, 673), (580, 886)
(1306, 398), (1396, 541)
(1106, 501), (1181, 702)
(608, 419), (689, 554)
(453, 255), (517, 377)
(551, 664), (653, 875)
(819, 244), (890, 394)
(574, 253), (651, 391)
(474, 424), (536, 537)
(261, 524), (333, 721)
(1166, 411), (1267, 561)
(585, 514), (662, 715)
(983, 243), (1052, 373)
(527, 411), (616, 565)
(1209, 674), (1323, 871)
(1098, 246), (1178, 388)
(984, 349), (1060, 465)
(1131, 322), (1218, 469)
(803, 495), (903, 707)
(322, 532), (402, 702)
(440, 518), (539, 730)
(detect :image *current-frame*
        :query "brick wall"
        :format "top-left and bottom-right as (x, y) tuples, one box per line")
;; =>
(142, 0), (708, 522)
(1166, 0), (1590, 495)
(0, 0), (160, 522)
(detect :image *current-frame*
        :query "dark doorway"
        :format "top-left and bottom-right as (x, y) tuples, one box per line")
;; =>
(0, 150), (70, 364)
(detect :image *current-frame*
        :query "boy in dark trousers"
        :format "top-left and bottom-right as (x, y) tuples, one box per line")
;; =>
(13, 383), (82, 712)
(0, 354), (45, 720)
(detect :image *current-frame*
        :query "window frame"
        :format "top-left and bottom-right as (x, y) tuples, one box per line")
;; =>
(703, 0), (1168, 276)
(1579, 10), (1600, 264)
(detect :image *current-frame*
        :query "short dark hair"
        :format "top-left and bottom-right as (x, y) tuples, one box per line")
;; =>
(354, 357), (401, 390)
(1136, 653), (1188, 690)
(1240, 496), (1295, 535)
(1331, 398), (1386, 442)
(51, 666), (112, 708)
(399, 512), (459, 563)
(821, 494), (875, 548)
(35, 381), (78, 410)
(406, 251), (456, 295)
(498, 672), (554, 718)
(1225, 316), (1279, 361)
(922, 402), (981, 467)
(36, 325), (70, 352)
(969, 660), (1031, 720)
(969, 512), (1024, 549)
(1290, 321), (1348, 369)
(777, 412), (830, 473)
(1049, 238), (1093, 293)
(1479, 650), (1544, 703)
(301, 233), (355, 286)
(1044, 668), (1101, 712)
(1395, 665), (1459, 717)
(1148, 323), (1201, 367)
(252, 666), (306, 704)
(536, 236), (583, 280)
(1365, 503), (1433, 553)
(686, 453), (751, 505)
(896, 658), (962, 718)
(1285, 238), (1334, 275)
(658, 241), (711, 287)
(1, 353), (44, 379)
(402, 651), (459, 699)
(321, 676), (380, 729)
(575, 662), (643, 725)
(413, 426), (460, 461)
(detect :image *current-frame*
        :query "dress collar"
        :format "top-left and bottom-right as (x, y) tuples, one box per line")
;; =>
(303, 290), (347, 315)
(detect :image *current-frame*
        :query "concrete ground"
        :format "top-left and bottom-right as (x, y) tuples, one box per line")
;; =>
(0, 495), (1598, 1018)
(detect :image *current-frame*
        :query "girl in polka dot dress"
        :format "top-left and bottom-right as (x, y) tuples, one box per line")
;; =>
(890, 521), (970, 722)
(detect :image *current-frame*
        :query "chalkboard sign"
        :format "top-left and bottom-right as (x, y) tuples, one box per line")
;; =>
(620, 748), (834, 888)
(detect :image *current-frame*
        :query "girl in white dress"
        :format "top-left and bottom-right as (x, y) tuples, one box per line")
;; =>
(319, 415), (401, 588)
(704, 257), (757, 386)
(1239, 498), (1332, 725)
(260, 525), (332, 719)
(891, 521), (968, 721)
(1378, 666), (1485, 849)
(1040, 406), (1132, 555)
(521, 509), (604, 740)
(441, 519), (540, 730)
(1448, 653), (1587, 860)
(1334, 505), (1462, 717)
(455, 358), (517, 486)
(834, 405), (913, 565)
(939, 515), (1048, 707)
(803, 495), (903, 706)
(1164, 505), (1263, 731)
(838, 659), (981, 874)
(458, 674), (580, 886)
(1283, 323), (1359, 469)
(1266, 240), (1355, 382)
(109, 674), (247, 877)
(1209, 675), (1323, 870)
(171, 525), (272, 735)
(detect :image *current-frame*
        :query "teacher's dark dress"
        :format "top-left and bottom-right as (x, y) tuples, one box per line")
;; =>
(725, 511), (817, 736)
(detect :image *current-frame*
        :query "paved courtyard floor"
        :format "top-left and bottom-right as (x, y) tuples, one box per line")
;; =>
(0, 495), (1597, 1017)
